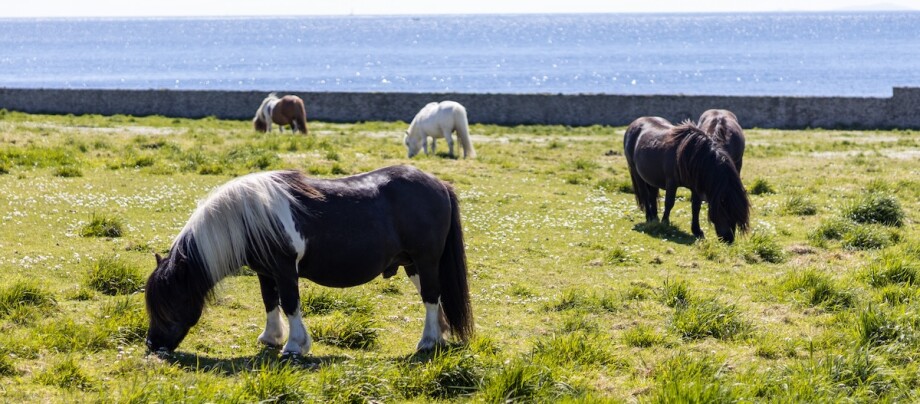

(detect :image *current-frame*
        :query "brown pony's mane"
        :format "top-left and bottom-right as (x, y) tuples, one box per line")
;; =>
(668, 122), (750, 233)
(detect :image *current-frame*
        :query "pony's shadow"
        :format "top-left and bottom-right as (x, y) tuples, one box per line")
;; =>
(433, 151), (459, 160)
(154, 346), (349, 375)
(399, 342), (469, 364)
(633, 221), (697, 245)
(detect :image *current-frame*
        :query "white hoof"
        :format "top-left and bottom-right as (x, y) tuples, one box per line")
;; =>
(416, 336), (446, 351)
(258, 331), (284, 347)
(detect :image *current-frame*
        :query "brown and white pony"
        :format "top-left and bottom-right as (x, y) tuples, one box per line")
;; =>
(253, 93), (308, 134)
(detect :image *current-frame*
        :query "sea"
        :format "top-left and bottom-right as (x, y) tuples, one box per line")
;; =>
(0, 12), (918, 96)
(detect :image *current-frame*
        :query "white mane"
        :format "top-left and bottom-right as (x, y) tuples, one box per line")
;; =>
(174, 171), (303, 284)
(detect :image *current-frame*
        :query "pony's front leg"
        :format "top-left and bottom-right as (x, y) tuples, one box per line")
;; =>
(661, 183), (677, 224)
(690, 192), (704, 238)
(430, 137), (438, 155)
(257, 274), (286, 347)
(277, 276), (311, 355)
(407, 265), (446, 350)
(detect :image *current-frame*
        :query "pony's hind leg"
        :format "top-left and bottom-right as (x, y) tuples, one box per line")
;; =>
(643, 184), (660, 222)
(256, 274), (286, 347)
(443, 129), (455, 157)
(406, 263), (446, 351)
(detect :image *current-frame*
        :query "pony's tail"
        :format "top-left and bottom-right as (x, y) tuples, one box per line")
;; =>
(296, 101), (308, 135)
(623, 125), (654, 211)
(455, 108), (476, 158)
(295, 115), (308, 135)
(438, 183), (474, 341)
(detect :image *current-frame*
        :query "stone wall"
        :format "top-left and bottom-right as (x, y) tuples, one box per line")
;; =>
(1, 87), (918, 129)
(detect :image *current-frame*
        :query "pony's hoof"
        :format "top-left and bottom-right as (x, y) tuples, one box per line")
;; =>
(416, 337), (446, 352)
(258, 335), (284, 348)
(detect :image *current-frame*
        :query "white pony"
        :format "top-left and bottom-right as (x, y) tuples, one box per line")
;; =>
(405, 101), (476, 159)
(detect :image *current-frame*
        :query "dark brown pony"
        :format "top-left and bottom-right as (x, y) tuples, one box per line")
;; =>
(253, 93), (308, 134)
(623, 117), (750, 243)
(697, 109), (745, 173)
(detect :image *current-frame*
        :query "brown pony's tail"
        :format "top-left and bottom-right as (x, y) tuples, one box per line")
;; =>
(438, 183), (473, 341)
(295, 102), (308, 135)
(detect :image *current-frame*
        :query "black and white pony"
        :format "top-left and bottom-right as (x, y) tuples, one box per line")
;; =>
(145, 165), (473, 355)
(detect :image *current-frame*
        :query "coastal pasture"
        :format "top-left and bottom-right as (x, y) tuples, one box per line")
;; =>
(1, 110), (920, 401)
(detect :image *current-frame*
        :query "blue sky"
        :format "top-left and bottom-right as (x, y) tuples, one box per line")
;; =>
(4, 0), (919, 17)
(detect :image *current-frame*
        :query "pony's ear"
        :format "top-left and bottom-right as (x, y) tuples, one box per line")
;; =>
(155, 253), (164, 266)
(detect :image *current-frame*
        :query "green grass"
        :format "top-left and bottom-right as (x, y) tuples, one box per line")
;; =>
(80, 213), (124, 238)
(85, 256), (145, 295)
(1, 113), (920, 401)
(843, 193), (905, 227)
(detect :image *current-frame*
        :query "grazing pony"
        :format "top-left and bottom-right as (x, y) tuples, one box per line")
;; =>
(697, 109), (745, 173)
(405, 101), (476, 159)
(253, 93), (308, 134)
(145, 165), (473, 355)
(623, 117), (750, 243)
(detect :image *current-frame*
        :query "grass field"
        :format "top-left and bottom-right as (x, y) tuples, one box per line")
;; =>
(0, 110), (919, 402)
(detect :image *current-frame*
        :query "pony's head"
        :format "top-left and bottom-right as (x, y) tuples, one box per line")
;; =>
(253, 116), (268, 132)
(145, 247), (210, 353)
(672, 123), (750, 243)
(252, 93), (278, 132)
(405, 129), (424, 158)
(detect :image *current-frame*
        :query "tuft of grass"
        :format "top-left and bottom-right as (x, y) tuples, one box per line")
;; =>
(53, 165), (83, 178)
(671, 298), (750, 340)
(560, 314), (599, 334)
(301, 289), (373, 315)
(781, 269), (854, 310)
(480, 361), (579, 403)
(659, 278), (691, 308)
(842, 224), (895, 251)
(843, 193), (905, 227)
(741, 231), (786, 263)
(235, 363), (309, 403)
(605, 246), (633, 264)
(311, 313), (378, 349)
(320, 360), (397, 403)
(809, 218), (853, 245)
(647, 353), (734, 403)
(622, 324), (666, 348)
(0, 281), (56, 317)
(863, 250), (918, 287)
(0, 355), (18, 377)
(754, 337), (797, 360)
(696, 237), (729, 262)
(36, 357), (95, 391)
(748, 178), (775, 195)
(781, 195), (818, 216)
(80, 213), (124, 238)
(407, 348), (484, 399)
(596, 178), (634, 194)
(532, 332), (613, 367)
(855, 305), (901, 346)
(95, 297), (147, 345)
(545, 290), (618, 313)
(85, 256), (144, 296)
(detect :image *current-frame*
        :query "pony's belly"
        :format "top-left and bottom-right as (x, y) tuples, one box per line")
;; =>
(298, 254), (390, 288)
